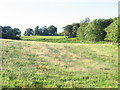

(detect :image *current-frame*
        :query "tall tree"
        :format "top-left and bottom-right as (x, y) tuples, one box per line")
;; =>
(0, 26), (2, 38)
(1, 26), (21, 39)
(62, 25), (73, 37)
(24, 28), (34, 36)
(77, 18), (90, 40)
(11, 28), (21, 39)
(2, 26), (12, 38)
(47, 25), (57, 36)
(77, 22), (88, 40)
(72, 23), (80, 37)
(34, 26), (40, 35)
(104, 17), (119, 42)
(84, 19), (113, 41)
(80, 17), (90, 23)
(42, 26), (49, 36)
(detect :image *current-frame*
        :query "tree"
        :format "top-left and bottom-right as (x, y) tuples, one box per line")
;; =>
(42, 26), (49, 36)
(62, 25), (73, 37)
(77, 18), (91, 40)
(34, 26), (39, 35)
(47, 25), (57, 36)
(24, 28), (34, 36)
(77, 22), (88, 40)
(2, 26), (13, 38)
(0, 26), (2, 38)
(34, 26), (42, 36)
(72, 23), (80, 37)
(1, 26), (21, 39)
(84, 19), (113, 41)
(104, 17), (119, 42)
(39, 28), (43, 35)
(80, 17), (90, 23)
(11, 28), (21, 39)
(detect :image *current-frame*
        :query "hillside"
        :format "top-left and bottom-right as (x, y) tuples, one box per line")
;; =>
(1, 39), (118, 88)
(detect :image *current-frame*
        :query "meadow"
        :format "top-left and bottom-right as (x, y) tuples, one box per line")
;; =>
(20, 36), (84, 43)
(21, 36), (116, 44)
(1, 39), (118, 88)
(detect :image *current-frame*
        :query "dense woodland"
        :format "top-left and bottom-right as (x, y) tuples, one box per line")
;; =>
(0, 17), (119, 42)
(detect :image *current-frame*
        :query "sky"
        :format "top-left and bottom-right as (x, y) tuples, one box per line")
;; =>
(0, 0), (119, 34)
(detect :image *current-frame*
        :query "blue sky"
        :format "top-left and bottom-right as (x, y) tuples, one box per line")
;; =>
(0, 0), (119, 34)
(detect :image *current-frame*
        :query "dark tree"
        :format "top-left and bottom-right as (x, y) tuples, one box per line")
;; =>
(1, 26), (21, 39)
(11, 28), (21, 39)
(47, 25), (57, 36)
(34, 26), (39, 35)
(2, 26), (13, 38)
(62, 25), (73, 37)
(42, 26), (49, 36)
(72, 23), (80, 37)
(0, 26), (2, 38)
(24, 28), (34, 36)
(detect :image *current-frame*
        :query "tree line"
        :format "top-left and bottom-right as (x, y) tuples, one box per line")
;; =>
(0, 25), (57, 39)
(0, 17), (119, 42)
(61, 17), (119, 42)
(24, 25), (57, 36)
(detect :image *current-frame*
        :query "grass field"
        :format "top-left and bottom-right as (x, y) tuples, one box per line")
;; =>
(1, 39), (118, 88)
(20, 36), (84, 43)
(21, 36), (116, 44)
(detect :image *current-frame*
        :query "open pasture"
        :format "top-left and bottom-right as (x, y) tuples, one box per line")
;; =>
(1, 39), (118, 88)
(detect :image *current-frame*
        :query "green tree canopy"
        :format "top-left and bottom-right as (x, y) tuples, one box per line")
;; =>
(42, 26), (49, 36)
(84, 18), (113, 41)
(34, 26), (42, 35)
(62, 25), (73, 37)
(11, 28), (21, 39)
(24, 28), (34, 36)
(104, 17), (119, 42)
(72, 23), (80, 37)
(47, 25), (57, 36)
(77, 22), (88, 40)
(1, 26), (21, 39)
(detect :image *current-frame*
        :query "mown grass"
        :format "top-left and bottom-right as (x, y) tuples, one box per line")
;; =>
(1, 39), (118, 88)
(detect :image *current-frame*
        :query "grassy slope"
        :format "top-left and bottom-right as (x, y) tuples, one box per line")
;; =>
(1, 39), (118, 88)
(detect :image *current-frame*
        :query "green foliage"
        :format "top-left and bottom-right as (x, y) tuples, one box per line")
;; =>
(77, 23), (88, 41)
(84, 19), (113, 41)
(62, 23), (80, 38)
(47, 25), (57, 36)
(104, 17), (119, 42)
(42, 26), (49, 36)
(62, 25), (73, 38)
(1, 26), (21, 39)
(0, 26), (2, 38)
(33, 25), (57, 36)
(34, 26), (42, 35)
(24, 28), (34, 36)
(71, 23), (80, 37)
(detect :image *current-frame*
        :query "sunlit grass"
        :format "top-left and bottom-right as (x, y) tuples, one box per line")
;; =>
(2, 39), (118, 88)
